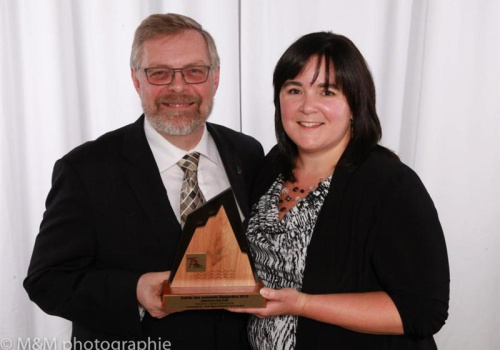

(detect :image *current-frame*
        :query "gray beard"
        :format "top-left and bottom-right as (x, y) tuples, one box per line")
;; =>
(143, 95), (213, 136)
(146, 110), (206, 136)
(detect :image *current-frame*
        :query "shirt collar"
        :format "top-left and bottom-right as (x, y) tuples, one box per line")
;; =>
(144, 117), (220, 173)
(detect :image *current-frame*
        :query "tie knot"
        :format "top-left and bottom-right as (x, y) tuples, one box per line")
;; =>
(177, 152), (201, 173)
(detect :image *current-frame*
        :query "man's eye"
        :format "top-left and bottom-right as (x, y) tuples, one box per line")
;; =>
(150, 70), (168, 77)
(186, 67), (206, 76)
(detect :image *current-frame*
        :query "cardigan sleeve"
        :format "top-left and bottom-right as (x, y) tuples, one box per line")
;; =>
(371, 167), (450, 339)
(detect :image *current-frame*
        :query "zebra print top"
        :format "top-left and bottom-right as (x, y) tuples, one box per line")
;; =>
(246, 174), (332, 350)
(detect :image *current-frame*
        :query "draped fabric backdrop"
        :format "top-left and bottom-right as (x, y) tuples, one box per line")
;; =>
(1, 0), (499, 349)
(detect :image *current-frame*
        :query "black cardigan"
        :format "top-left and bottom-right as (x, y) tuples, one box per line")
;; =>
(250, 146), (450, 350)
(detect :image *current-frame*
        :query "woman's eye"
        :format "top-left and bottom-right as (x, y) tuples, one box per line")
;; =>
(322, 90), (335, 96)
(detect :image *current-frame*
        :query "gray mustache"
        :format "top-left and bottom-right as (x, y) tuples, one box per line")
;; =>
(157, 95), (201, 104)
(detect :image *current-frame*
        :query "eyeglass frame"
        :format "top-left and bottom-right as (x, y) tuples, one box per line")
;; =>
(136, 65), (213, 86)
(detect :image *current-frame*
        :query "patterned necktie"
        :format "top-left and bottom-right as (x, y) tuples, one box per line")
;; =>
(177, 152), (206, 226)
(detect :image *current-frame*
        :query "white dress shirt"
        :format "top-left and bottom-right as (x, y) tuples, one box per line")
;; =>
(144, 117), (238, 224)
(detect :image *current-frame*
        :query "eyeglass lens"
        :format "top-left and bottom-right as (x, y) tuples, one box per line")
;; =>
(145, 66), (210, 85)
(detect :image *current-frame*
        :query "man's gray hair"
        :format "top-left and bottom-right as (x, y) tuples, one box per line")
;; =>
(130, 13), (220, 69)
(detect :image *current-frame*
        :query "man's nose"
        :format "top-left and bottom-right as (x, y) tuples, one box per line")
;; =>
(168, 71), (188, 93)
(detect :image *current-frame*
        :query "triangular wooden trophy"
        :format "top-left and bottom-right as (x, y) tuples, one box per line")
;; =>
(162, 188), (266, 310)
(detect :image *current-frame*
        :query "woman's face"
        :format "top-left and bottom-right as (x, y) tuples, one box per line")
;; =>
(280, 56), (352, 159)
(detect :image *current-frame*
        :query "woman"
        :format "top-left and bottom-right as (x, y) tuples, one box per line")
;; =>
(231, 32), (450, 349)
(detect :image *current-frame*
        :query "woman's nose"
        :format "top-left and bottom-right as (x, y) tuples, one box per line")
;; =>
(299, 94), (317, 114)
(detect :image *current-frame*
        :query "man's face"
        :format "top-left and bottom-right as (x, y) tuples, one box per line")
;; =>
(132, 30), (220, 138)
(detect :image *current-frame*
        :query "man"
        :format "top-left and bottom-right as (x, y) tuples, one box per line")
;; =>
(24, 13), (263, 349)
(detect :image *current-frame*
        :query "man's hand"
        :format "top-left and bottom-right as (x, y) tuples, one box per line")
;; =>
(137, 271), (172, 319)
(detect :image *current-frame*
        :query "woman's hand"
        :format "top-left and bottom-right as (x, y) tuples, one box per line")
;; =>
(229, 288), (404, 335)
(229, 287), (307, 318)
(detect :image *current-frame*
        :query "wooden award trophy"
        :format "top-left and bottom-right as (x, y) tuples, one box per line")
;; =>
(162, 189), (265, 310)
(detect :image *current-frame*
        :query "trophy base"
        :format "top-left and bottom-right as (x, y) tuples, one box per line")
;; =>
(162, 281), (266, 310)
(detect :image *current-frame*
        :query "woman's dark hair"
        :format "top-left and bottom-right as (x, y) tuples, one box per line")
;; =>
(274, 32), (385, 180)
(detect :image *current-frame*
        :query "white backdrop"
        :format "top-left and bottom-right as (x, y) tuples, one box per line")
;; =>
(1, 0), (499, 349)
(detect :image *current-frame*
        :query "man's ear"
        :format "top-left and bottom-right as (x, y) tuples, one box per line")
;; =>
(212, 66), (220, 92)
(131, 69), (141, 94)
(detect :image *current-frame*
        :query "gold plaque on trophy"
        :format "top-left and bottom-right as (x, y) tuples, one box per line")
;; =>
(162, 189), (266, 310)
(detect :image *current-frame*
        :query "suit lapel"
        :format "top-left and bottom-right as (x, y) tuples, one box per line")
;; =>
(122, 117), (181, 250)
(120, 119), (247, 251)
(207, 123), (250, 219)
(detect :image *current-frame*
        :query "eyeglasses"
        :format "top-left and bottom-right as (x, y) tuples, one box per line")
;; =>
(138, 66), (212, 85)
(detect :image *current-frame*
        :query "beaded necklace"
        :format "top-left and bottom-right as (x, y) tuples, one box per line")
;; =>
(278, 177), (327, 213)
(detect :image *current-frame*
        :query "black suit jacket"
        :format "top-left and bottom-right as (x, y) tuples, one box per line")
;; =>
(24, 116), (264, 349)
